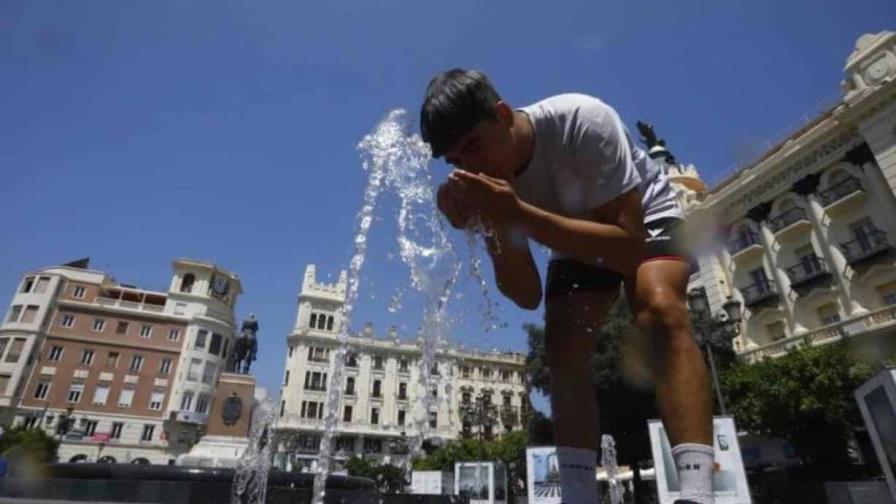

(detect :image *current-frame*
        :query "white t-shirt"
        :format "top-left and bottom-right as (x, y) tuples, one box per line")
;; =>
(513, 93), (683, 227)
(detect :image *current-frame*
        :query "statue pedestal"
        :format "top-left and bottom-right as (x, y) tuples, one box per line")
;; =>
(177, 373), (257, 467)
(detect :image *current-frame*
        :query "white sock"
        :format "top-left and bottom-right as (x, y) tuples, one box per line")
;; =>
(671, 443), (714, 504)
(556, 446), (598, 504)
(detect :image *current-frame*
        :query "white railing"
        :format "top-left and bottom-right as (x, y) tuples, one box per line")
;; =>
(94, 297), (165, 314)
(742, 305), (896, 362)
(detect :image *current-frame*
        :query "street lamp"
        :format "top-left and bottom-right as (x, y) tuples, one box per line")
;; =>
(689, 294), (742, 415)
(460, 392), (498, 441)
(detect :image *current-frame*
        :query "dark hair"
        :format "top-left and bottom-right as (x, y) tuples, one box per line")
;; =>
(420, 69), (502, 157)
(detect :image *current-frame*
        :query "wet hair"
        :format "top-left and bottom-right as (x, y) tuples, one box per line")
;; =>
(420, 69), (502, 158)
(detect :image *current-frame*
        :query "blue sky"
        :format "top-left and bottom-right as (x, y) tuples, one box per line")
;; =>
(1, 1), (893, 414)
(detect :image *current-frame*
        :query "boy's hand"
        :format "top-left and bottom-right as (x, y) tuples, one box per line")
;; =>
(436, 182), (472, 229)
(449, 170), (522, 225)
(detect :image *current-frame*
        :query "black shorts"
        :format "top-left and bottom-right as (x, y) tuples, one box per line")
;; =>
(544, 217), (694, 300)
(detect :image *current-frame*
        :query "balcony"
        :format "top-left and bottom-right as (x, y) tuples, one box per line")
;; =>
(841, 230), (894, 266)
(94, 297), (165, 315)
(785, 256), (831, 290)
(741, 280), (779, 309)
(768, 207), (811, 235)
(728, 230), (762, 258)
(500, 405), (519, 426)
(819, 176), (863, 208)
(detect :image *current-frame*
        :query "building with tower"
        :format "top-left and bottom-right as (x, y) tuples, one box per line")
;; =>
(0, 257), (243, 464)
(272, 264), (530, 472)
(668, 31), (896, 362)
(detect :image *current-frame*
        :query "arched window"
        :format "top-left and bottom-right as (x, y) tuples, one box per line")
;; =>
(180, 274), (195, 294)
(131, 457), (150, 465)
(309, 313), (317, 329)
(98, 455), (116, 464)
(69, 454), (89, 463)
(828, 169), (850, 185)
(317, 315), (326, 330)
(326, 316), (334, 331)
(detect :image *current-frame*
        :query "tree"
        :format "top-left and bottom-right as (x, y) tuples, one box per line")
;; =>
(721, 342), (874, 478)
(344, 456), (408, 493)
(0, 426), (59, 465)
(525, 300), (659, 465)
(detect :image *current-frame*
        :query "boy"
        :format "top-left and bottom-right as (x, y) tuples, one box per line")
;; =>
(422, 69), (715, 504)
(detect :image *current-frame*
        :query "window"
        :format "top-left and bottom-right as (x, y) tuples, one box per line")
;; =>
(180, 273), (195, 293)
(304, 371), (327, 391)
(481, 368), (492, 379)
(503, 394), (512, 407)
(209, 333), (222, 356)
(168, 329), (180, 342)
(399, 358), (409, 373)
(309, 313), (317, 329)
(317, 314), (326, 330)
(159, 358), (172, 376)
(766, 321), (787, 342)
(818, 303), (842, 325)
(0, 375), (10, 395)
(61, 314), (75, 328)
(878, 281), (896, 306)
(180, 391), (194, 411)
(93, 385), (110, 406)
(0, 339), (7, 359)
(21, 277), (35, 293)
(129, 355), (144, 372)
(343, 405), (353, 422)
(372, 379), (382, 398)
(67, 383), (84, 403)
(194, 330), (208, 350)
(34, 381), (51, 400)
(118, 388), (135, 407)
(346, 352), (358, 367)
(308, 346), (329, 363)
(373, 355), (383, 370)
(461, 366), (470, 378)
(92, 319), (105, 332)
(5, 339), (25, 363)
(428, 412), (437, 429)
(141, 424), (155, 442)
(80, 349), (95, 366)
(288, 346), (295, 358)
(22, 416), (38, 429)
(399, 382), (407, 400)
(83, 420), (98, 437)
(116, 322), (129, 335)
(398, 409), (406, 426)
(345, 376), (355, 395)
(139, 325), (152, 338)
(202, 362), (217, 385)
(73, 285), (86, 299)
(196, 394), (210, 414)
(21, 306), (39, 324)
(187, 359), (202, 381)
(48, 346), (64, 362)
(326, 316), (334, 331)
(336, 436), (355, 453)
(149, 391), (165, 411)
(222, 339), (229, 359)
(7, 305), (22, 323)
(431, 361), (439, 375)
(501, 370), (511, 382)
(300, 401), (324, 419)
(106, 352), (119, 369)
(111, 422), (124, 439)
(280, 400), (285, 417)
(370, 407), (380, 425)
(283, 370), (290, 386)
(364, 438), (382, 454)
(32, 276), (50, 294)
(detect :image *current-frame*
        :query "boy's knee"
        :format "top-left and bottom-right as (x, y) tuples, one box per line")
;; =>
(635, 288), (691, 339)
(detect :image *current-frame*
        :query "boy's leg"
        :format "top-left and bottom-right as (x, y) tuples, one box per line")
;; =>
(624, 258), (715, 504)
(544, 259), (620, 504)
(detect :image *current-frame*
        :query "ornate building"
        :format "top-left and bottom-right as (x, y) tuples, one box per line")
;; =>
(681, 31), (896, 362)
(0, 258), (242, 463)
(273, 264), (530, 472)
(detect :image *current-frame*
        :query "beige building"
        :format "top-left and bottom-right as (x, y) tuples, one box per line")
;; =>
(681, 31), (896, 362)
(0, 258), (242, 464)
(273, 264), (529, 471)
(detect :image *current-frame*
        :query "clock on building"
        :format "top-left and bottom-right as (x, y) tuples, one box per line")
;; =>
(212, 276), (229, 296)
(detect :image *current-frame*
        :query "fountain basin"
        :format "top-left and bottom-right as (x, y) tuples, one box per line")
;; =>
(0, 463), (378, 504)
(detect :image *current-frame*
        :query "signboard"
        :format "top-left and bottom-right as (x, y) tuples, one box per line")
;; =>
(855, 368), (896, 502)
(455, 462), (507, 504)
(411, 471), (454, 495)
(648, 416), (751, 504)
(526, 447), (562, 503)
(90, 432), (111, 443)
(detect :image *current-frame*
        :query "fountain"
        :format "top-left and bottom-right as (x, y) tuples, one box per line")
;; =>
(601, 434), (625, 504)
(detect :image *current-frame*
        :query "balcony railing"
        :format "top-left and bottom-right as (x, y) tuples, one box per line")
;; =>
(841, 230), (893, 265)
(742, 305), (896, 362)
(741, 280), (778, 308)
(769, 207), (810, 233)
(500, 405), (519, 426)
(819, 177), (863, 207)
(785, 256), (830, 288)
(728, 230), (761, 255)
(95, 297), (166, 314)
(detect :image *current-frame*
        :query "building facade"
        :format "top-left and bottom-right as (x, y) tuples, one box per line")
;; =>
(680, 31), (896, 362)
(0, 258), (242, 464)
(273, 265), (529, 471)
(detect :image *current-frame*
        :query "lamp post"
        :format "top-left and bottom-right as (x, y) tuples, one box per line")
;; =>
(460, 393), (498, 441)
(688, 294), (743, 416)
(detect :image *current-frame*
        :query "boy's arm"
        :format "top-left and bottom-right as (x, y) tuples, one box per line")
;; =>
(483, 226), (542, 310)
(518, 187), (646, 275)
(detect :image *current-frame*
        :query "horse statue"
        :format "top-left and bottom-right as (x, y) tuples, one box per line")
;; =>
(233, 313), (259, 374)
